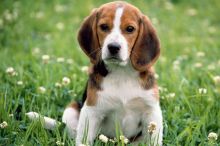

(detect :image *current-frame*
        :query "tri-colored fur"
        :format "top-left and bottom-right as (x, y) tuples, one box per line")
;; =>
(62, 1), (163, 145)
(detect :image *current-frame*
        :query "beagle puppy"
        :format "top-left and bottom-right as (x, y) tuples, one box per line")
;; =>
(62, 1), (163, 145)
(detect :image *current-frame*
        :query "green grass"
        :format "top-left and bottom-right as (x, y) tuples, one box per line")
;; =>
(0, 0), (220, 145)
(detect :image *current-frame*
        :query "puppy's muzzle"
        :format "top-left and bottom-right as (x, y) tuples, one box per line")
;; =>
(106, 42), (121, 60)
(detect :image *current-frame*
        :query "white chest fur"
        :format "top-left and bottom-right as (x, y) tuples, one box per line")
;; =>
(97, 64), (157, 109)
(76, 64), (163, 146)
(96, 64), (158, 137)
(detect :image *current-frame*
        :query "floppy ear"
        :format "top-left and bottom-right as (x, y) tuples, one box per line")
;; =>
(77, 9), (100, 64)
(131, 15), (160, 72)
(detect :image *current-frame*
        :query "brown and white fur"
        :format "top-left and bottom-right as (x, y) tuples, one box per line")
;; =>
(62, 1), (163, 145)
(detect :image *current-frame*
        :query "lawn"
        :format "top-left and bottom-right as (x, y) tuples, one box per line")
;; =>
(0, 0), (220, 145)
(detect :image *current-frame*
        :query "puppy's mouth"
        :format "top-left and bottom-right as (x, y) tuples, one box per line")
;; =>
(104, 56), (128, 66)
(106, 56), (121, 61)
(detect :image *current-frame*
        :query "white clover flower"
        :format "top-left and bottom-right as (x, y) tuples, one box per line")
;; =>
(173, 60), (180, 66)
(148, 121), (157, 135)
(17, 81), (23, 86)
(213, 76), (220, 85)
(56, 141), (64, 146)
(179, 55), (188, 60)
(158, 86), (168, 92)
(207, 64), (215, 70)
(154, 73), (159, 79)
(123, 138), (129, 144)
(198, 88), (207, 94)
(6, 67), (14, 74)
(56, 22), (64, 30)
(38, 86), (46, 94)
(4, 10), (13, 21)
(32, 47), (40, 54)
(196, 51), (205, 57)
(73, 93), (77, 97)
(62, 77), (71, 85)
(194, 62), (203, 68)
(208, 132), (218, 141)
(66, 58), (73, 64)
(35, 11), (44, 19)
(174, 106), (180, 112)
(81, 66), (89, 73)
(0, 121), (8, 129)
(55, 82), (62, 88)
(54, 4), (66, 13)
(99, 134), (108, 143)
(57, 57), (65, 63)
(119, 135), (129, 144)
(186, 8), (197, 16)
(109, 138), (116, 143)
(67, 90), (74, 94)
(9, 114), (14, 117)
(164, 1), (174, 10)
(167, 93), (175, 98)
(42, 55), (50, 64)
(173, 60), (180, 70)
(6, 67), (17, 76)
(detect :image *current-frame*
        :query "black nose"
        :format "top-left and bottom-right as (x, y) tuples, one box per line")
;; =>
(107, 43), (121, 55)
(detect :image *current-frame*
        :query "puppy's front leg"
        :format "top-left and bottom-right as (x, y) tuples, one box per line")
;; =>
(142, 103), (163, 146)
(76, 105), (103, 146)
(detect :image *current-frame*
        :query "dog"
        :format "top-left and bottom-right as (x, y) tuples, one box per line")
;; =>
(62, 1), (163, 145)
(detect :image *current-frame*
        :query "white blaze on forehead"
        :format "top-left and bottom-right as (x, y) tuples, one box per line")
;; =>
(113, 7), (124, 31)
(102, 6), (128, 64)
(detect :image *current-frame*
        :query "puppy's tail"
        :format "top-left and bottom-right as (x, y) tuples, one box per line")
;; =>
(26, 101), (81, 138)
(25, 112), (62, 130)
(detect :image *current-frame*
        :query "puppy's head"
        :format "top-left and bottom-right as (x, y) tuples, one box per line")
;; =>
(78, 1), (160, 72)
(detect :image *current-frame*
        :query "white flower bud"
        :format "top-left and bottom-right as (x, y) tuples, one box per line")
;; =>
(208, 132), (218, 141)
(62, 77), (71, 85)
(38, 86), (46, 94)
(99, 134), (108, 143)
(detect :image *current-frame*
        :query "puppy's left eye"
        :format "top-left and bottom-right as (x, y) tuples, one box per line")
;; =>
(126, 26), (135, 33)
(100, 24), (110, 32)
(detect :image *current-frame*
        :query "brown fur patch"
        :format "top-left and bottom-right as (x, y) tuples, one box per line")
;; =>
(120, 3), (141, 54)
(86, 62), (108, 106)
(86, 74), (102, 106)
(68, 101), (80, 112)
(96, 4), (116, 46)
(139, 68), (155, 89)
(139, 67), (159, 100)
(77, 9), (100, 64)
(130, 14), (160, 72)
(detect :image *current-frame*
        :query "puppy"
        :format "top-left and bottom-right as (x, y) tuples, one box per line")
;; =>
(62, 1), (163, 145)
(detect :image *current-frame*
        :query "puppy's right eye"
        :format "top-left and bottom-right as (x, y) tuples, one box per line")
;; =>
(100, 24), (109, 32)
